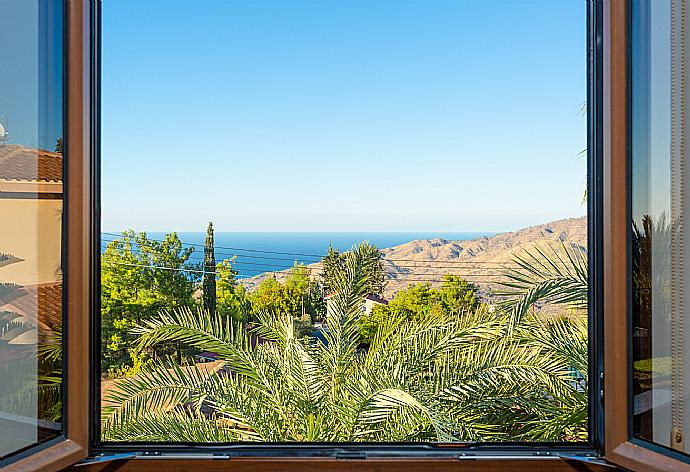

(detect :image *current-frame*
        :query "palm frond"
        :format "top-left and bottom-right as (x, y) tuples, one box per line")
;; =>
(102, 240), (590, 443)
(102, 358), (223, 431)
(354, 388), (456, 442)
(132, 307), (250, 359)
(499, 241), (587, 325)
(103, 409), (246, 442)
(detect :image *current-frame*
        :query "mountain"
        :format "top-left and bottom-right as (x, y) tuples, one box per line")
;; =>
(240, 216), (587, 300)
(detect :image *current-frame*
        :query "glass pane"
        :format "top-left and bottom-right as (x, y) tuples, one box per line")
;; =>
(0, 0), (64, 459)
(101, 1), (588, 444)
(631, 0), (690, 455)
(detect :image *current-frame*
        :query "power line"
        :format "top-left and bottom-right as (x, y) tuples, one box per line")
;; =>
(99, 242), (510, 272)
(100, 234), (524, 268)
(100, 260), (508, 284)
(99, 244), (515, 273)
(101, 232), (325, 258)
(101, 260), (506, 279)
(100, 236), (323, 264)
(102, 260), (222, 275)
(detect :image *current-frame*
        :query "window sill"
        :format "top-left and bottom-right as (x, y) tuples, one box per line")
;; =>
(72, 455), (617, 472)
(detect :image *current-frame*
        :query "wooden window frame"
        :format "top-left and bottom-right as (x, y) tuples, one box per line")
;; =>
(4, 0), (650, 471)
(76, 1), (610, 471)
(1, 1), (94, 471)
(603, 0), (690, 471)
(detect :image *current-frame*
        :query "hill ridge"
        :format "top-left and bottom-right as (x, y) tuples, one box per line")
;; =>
(240, 216), (587, 299)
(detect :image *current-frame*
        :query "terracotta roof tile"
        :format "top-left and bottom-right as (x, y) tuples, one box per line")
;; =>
(0, 144), (63, 182)
(2, 282), (62, 330)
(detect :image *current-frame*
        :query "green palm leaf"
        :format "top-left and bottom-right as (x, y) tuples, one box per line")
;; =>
(499, 241), (588, 325)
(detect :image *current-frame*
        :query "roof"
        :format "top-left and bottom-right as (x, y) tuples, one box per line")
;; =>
(0, 144), (63, 182)
(1, 282), (62, 331)
(363, 293), (388, 305)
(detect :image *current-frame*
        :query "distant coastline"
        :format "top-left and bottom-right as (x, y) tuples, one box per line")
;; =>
(100, 231), (497, 279)
(100, 216), (587, 300)
(236, 217), (588, 299)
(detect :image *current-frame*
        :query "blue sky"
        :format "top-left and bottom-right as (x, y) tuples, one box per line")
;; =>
(1, 2), (63, 152)
(101, 0), (586, 232)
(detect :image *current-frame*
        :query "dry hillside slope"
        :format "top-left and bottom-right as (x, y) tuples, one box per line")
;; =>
(241, 216), (587, 300)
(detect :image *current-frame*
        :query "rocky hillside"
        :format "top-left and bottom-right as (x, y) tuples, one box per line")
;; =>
(241, 216), (587, 300)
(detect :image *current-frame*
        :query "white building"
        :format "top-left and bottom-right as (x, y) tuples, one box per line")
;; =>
(323, 292), (388, 318)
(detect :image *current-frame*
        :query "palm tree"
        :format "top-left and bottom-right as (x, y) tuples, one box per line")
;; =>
(498, 241), (589, 440)
(102, 243), (585, 442)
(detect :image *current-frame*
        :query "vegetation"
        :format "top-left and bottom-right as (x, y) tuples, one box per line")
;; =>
(101, 231), (324, 373)
(250, 264), (325, 324)
(102, 241), (588, 443)
(215, 259), (251, 323)
(203, 222), (216, 316)
(499, 241), (588, 325)
(321, 243), (386, 296)
(101, 231), (199, 373)
(358, 275), (480, 344)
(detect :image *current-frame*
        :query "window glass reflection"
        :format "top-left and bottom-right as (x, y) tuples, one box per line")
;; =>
(631, 0), (690, 454)
(0, 0), (64, 458)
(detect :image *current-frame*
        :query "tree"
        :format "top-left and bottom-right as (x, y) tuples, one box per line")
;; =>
(285, 264), (325, 322)
(100, 231), (198, 372)
(250, 264), (323, 324)
(203, 222), (216, 315)
(357, 275), (480, 344)
(250, 277), (297, 317)
(102, 243), (587, 442)
(387, 283), (440, 318)
(320, 245), (345, 295)
(216, 259), (251, 322)
(438, 274), (480, 314)
(357, 283), (438, 344)
(498, 241), (589, 440)
(321, 242), (386, 296)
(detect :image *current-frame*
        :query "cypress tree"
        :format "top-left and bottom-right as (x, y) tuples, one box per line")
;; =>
(203, 222), (216, 314)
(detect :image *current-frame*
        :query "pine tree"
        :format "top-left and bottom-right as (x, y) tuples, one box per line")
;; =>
(203, 222), (216, 314)
(320, 245), (345, 294)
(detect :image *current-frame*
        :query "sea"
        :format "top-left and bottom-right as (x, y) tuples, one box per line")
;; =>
(101, 231), (497, 279)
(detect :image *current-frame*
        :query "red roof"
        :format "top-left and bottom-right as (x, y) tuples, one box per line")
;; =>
(2, 282), (62, 330)
(0, 144), (63, 182)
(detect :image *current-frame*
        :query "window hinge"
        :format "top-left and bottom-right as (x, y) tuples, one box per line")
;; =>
(77, 452), (232, 465)
(559, 454), (617, 468)
(75, 452), (143, 466)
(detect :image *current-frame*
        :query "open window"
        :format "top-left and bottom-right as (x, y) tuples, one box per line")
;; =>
(0, 1), (93, 471)
(603, 0), (690, 471)
(92, 0), (600, 461)
(11, 0), (690, 471)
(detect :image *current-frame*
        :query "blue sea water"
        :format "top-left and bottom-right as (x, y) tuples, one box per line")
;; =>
(101, 231), (496, 279)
